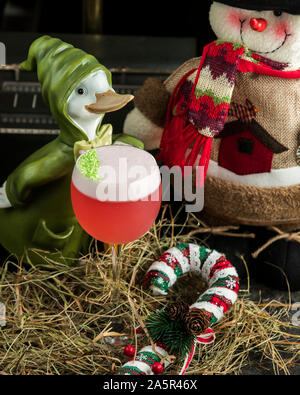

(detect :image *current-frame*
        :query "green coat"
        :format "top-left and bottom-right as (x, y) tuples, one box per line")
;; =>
(1, 137), (82, 265)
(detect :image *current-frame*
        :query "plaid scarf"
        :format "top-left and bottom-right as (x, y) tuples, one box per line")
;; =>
(158, 40), (296, 178)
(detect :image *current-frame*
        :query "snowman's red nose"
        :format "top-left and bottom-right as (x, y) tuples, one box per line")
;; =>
(250, 18), (267, 32)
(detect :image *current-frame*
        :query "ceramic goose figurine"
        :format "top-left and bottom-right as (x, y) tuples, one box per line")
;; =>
(0, 35), (142, 266)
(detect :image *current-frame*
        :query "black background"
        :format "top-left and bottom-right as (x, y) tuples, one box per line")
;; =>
(0, 0), (216, 54)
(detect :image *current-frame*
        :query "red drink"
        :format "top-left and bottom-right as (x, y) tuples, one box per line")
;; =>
(71, 145), (161, 244)
(71, 181), (161, 244)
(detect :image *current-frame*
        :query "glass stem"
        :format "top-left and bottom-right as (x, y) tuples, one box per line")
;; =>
(111, 244), (122, 301)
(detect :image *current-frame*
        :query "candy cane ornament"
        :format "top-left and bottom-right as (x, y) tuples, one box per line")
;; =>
(115, 343), (172, 376)
(116, 243), (239, 375)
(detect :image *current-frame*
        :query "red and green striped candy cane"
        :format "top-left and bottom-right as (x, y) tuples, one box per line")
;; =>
(115, 344), (172, 376)
(116, 244), (239, 375)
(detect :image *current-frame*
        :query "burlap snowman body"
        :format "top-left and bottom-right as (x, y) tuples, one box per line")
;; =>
(124, 1), (300, 291)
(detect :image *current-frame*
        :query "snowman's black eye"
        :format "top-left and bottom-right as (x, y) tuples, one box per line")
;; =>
(77, 88), (86, 95)
(274, 10), (282, 17)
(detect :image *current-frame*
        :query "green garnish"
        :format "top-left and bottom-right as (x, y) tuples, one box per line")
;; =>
(77, 149), (102, 181)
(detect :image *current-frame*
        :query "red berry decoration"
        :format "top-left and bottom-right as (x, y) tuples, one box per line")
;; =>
(124, 345), (136, 357)
(151, 362), (164, 374)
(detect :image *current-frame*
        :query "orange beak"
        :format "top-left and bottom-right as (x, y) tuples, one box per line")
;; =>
(85, 90), (134, 114)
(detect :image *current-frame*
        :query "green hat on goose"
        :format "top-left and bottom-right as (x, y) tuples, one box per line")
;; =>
(20, 35), (133, 145)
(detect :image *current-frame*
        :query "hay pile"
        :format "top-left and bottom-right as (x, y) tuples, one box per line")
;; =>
(0, 204), (299, 375)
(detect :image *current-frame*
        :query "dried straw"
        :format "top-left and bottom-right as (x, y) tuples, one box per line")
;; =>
(0, 204), (299, 375)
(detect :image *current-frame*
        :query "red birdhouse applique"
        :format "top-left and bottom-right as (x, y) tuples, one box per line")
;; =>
(217, 100), (288, 175)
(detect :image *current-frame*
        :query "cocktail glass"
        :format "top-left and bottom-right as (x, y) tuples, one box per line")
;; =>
(71, 145), (162, 302)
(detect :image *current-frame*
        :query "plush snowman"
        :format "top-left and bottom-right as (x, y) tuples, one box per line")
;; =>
(124, 1), (300, 291)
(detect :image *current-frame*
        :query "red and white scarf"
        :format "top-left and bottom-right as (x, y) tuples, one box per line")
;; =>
(158, 40), (300, 178)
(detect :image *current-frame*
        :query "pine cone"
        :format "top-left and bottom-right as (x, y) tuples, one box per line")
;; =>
(184, 308), (210, 336)
(166, 301), (190, 321)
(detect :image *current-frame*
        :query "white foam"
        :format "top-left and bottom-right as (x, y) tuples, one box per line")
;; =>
(72, 145), (161, 202)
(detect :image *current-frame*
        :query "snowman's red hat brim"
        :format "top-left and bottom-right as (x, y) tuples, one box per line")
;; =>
(217, 0), (300, 15)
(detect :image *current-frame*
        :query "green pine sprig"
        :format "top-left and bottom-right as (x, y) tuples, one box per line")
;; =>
(145, 310), (195, 359)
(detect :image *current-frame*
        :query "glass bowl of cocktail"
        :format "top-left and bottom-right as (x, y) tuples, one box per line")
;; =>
(71, 145), (162, 302)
